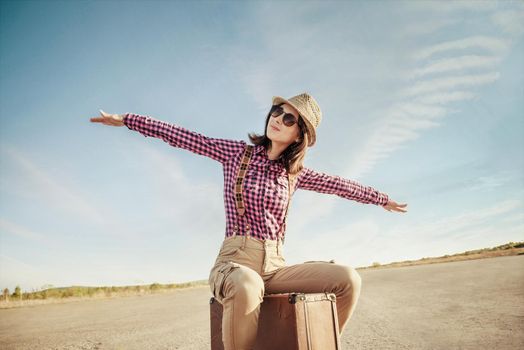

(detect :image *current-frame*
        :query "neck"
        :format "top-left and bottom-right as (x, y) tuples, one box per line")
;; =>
(267, 142), (287, 160)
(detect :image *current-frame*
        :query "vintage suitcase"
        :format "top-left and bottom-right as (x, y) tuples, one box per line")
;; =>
(210, 292), (341, 350)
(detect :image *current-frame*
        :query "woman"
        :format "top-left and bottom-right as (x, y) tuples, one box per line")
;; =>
(90, 92), (407, 349)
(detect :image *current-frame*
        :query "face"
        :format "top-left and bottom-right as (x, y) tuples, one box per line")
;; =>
(266, 103), (302, 146)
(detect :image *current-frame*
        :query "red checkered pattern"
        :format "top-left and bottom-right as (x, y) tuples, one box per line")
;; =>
(123, 113), (389, 241)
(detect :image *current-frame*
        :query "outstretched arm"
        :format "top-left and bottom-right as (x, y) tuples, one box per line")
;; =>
(121, 113), (245, 164)
(90, 110), (244, 164)
(295, 167), (390, 206)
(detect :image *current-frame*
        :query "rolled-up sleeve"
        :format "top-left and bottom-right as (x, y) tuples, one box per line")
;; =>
(123, 113), (244, 164)
(296, 167), (389, 206)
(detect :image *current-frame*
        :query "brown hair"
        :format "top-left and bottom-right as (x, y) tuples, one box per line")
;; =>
(247, 103), (309, 176)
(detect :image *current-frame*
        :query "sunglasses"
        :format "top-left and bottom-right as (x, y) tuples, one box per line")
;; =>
(270, 105), (299, 127)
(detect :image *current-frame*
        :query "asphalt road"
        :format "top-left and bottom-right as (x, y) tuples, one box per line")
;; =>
(1, 255), (523, 349)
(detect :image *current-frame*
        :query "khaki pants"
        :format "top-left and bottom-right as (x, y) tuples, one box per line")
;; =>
(208, 234), (362, 350)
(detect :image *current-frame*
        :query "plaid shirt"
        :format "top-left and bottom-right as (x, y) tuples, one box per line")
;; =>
(123, 113), (389, 241)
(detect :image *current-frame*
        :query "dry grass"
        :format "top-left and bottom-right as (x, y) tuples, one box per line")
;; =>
(0, 282), (208, 309)
(357, 245), (524, 270)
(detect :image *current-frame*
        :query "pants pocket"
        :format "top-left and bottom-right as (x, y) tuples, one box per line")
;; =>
(218, 243), (244, 258)
(263, 255), (285, 274)
(210, 261), (242, 304)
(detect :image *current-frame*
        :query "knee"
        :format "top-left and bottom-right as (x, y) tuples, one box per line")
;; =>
(232, 269), (265, 302)
(338, 265), (362, 293)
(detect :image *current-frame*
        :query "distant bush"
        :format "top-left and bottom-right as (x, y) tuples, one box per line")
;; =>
(0, 279), (214, 307)
(13, 286), (21, 300)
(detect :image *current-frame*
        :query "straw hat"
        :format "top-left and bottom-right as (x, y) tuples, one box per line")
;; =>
(272, 92), (322, 147)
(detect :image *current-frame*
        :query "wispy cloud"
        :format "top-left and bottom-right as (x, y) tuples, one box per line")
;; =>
(500, 211), (524, 224)
(115, 139), (225, 239)
(399, 72), (501, 97)
(391, 199), (522, 239)
(140, 145), (224, 229)
(347, 33), (514, 181)
(409, 55), (501, 79)
(0, 145), (139, 239)
(0, 218), (45, 242)
(427, 170), (519, 195)
(466, 172), (517, 192)
(411, 36), (511, 61)
(1, 146), (106, 224)
(399, 18), (461, 38)
(407, 0), (498, 14)
(413, 91), (476, 105)
(491, 8), (524, 36)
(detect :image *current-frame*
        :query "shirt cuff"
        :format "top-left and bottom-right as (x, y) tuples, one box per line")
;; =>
(122, 113), (132, 129)
(378, 193), (389, 206)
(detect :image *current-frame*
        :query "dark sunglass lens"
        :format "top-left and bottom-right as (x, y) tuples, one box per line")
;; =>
(283, 114), (297, 126)
(271, 106), (283, 116)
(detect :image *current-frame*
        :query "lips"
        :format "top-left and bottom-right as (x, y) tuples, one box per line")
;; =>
(270, 125), (280, 131)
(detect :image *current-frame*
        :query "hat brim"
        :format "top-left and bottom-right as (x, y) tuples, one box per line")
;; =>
(272, 96), (316, 147)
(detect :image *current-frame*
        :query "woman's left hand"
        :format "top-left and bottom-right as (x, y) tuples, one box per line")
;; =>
(383, 200), (408, 213)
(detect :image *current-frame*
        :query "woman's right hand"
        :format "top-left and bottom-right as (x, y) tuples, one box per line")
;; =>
(90, 109), (125, 127)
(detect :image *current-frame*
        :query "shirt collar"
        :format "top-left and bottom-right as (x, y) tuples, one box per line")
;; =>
(253, 144), (285, 172)
(253, 144), (265, 155)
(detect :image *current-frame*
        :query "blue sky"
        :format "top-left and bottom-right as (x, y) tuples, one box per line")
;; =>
(1, 0), (523, 293)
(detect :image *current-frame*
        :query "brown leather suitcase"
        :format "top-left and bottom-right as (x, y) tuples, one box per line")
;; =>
(210, 292), (342, 350)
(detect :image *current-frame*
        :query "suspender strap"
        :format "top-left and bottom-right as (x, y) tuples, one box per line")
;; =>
(234, 144), (254, 217)
(280, 172), (298, 245)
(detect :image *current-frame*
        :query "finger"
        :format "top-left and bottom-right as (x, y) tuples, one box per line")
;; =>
(100, 110), (112, 117)
(91, 117), (109, 122)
